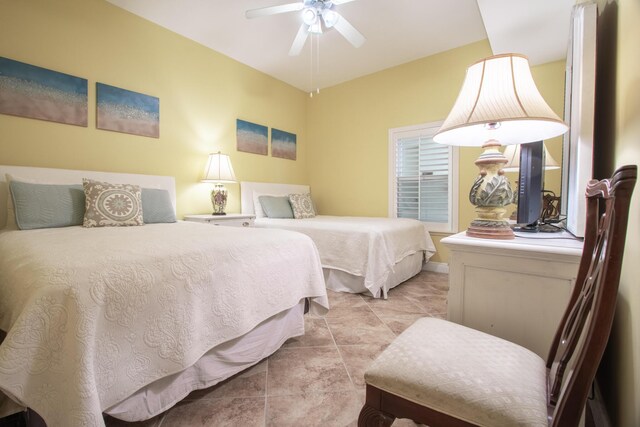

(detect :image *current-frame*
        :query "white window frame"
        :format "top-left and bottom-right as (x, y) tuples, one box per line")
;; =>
(388, 121), (459, 233)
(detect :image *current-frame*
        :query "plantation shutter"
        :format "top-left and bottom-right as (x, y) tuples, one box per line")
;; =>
(395, 135), (450, 224)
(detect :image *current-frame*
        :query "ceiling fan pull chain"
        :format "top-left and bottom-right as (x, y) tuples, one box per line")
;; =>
(316, 33), (321, 95)
(309, 32), (314, 97)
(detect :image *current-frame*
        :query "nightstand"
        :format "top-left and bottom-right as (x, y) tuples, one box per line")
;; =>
(183, 214), (255, 228)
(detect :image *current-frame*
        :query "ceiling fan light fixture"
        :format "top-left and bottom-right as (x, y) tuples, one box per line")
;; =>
(309, 21), (323, 34)
(322, 9), (339, 28)
(302, 7), (318, 25)
(246, 0), (366, 56)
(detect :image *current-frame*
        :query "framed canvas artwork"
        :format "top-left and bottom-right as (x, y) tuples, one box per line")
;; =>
(0, 56), (87, 126)
(271, 128), (296, 160)
(237, 119), (268, 155)
(96, 83), (159, 138)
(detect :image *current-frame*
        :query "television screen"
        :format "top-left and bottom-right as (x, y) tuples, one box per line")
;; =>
(516, 141), (544, 228)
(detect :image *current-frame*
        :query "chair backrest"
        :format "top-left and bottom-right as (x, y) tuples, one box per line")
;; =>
(546, 165), (636, 426)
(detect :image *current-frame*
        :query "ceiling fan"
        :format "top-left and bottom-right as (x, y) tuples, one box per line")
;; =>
(246, 0), (366, 56)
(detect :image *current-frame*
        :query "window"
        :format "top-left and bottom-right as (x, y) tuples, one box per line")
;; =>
(388, 121), (458, 233)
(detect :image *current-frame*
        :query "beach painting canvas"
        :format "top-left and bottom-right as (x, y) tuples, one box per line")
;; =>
(271, 128), (297, 160)
(237, 119), (268, 155)
(0, 56), (88, 126)
(96, 83), (159, 138)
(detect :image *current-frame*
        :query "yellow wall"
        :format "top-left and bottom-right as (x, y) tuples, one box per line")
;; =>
(0, 2), (567, 265)
(597, 0), (640, 425)
(0, 0), (309, 218)
(307, 41), (566, 262)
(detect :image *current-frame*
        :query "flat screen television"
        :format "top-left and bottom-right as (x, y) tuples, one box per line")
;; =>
(515, 141), (544, 230)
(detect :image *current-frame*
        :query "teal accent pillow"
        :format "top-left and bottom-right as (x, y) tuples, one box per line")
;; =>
(10, 181), (85, 230)
(142, 188), (176, 223)
(258, 195), (294, 218)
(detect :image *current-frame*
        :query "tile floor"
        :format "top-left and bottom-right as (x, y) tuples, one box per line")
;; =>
(104, 270), (447, 427)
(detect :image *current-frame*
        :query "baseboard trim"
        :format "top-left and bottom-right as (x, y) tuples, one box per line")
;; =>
(423, 261), (449, 274)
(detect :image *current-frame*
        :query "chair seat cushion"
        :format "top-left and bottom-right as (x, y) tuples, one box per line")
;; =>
(364, 317), (548, 427)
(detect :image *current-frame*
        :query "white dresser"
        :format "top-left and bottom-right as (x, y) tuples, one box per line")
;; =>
(441, 231), (583, 358)
(183, 213), (255, 228)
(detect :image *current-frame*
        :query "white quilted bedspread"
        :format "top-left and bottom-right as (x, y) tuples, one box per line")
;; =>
(255, 216), (436, 297)
(0, 222), (328, 427)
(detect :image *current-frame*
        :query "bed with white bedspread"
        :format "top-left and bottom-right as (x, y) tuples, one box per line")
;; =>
(241, 182), (436, 298)
(0, 166), (328, 427)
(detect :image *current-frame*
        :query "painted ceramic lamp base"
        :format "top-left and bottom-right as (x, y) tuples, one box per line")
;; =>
(211, 185), (228, 215)
(466, 141), (515, 240)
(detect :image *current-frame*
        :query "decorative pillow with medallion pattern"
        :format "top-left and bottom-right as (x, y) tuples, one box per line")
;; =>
(82, 179), (144, 227)
(288, 193), (316, 219)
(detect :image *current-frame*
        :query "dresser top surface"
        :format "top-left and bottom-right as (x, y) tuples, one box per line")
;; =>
(441, 230), (584, 257)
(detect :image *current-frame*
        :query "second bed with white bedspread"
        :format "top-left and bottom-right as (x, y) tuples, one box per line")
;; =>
(241, 181), (436, 298)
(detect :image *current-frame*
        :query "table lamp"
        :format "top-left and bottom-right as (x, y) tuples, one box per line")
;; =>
(201, 152), (237, 215)
(433, 53), (568, 239)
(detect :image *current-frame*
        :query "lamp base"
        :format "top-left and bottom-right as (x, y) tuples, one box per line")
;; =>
(467, 219), (514, 239)
(466, 140), (516, 240)
(211, 184), (228, 216)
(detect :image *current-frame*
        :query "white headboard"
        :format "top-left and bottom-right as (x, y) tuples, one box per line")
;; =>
(241, 181), (309, 215)
(0, 165), (176, 229)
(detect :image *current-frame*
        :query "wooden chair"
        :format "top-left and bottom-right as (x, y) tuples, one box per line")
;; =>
(359, 165), (637, 427)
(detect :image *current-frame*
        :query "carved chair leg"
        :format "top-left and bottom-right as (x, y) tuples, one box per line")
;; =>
(358, 403), (396, 427)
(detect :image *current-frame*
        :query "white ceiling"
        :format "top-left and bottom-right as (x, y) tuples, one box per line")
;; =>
(106, 0), (575, 92)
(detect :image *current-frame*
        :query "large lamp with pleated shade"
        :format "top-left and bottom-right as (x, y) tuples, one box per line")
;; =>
(433, 53), (569, 239)
(201, 152), (237, 215)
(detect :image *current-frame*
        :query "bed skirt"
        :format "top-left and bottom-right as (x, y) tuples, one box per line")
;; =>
(323, 251), (424, 298)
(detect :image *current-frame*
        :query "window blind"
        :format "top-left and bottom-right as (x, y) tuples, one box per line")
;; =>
(395, 135), (450, 223)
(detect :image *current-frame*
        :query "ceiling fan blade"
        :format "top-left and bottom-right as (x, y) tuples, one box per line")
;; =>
(332, 0), (359, 4)
(289, 23), (310, 56)
(245, 2), (304, 19)
(333, 14), (366, 48)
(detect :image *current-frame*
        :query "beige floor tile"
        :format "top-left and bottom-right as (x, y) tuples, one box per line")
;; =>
(390, 280), (448, 298)
(430, 311), (447, 319)
(378, 314), (424, 335)
(417, 280), (449, 293)
(326, 304), (374, 319)
(267, 347), (353, 396)
(185, 359), (267, 400)
(266, 390), (362, 427)
(327, 290), (368, 308)
(103, 414), (163, 427)
(161, 397), (265, 427)
(402, 294), (448, 314)
(413, 270), (449, 282)
(363, 296), (425, 317)
(283, 317), (334, 348)
(326, 312), (396, 346)
(338, 344), (388, 388)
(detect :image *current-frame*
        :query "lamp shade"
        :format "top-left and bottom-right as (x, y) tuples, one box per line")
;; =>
(201, 152), (237, 183)
(503, 143), (561, 172)
(433, 53), (568, 146)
